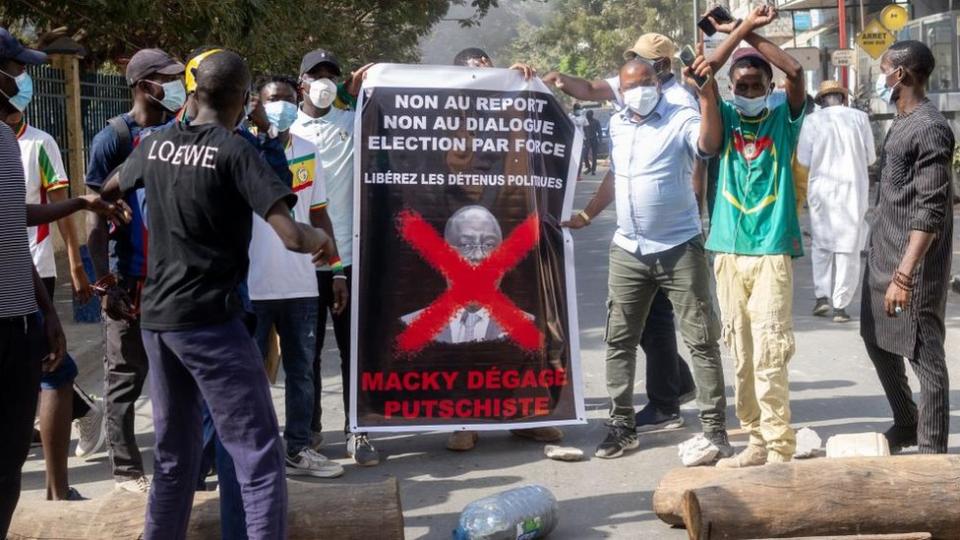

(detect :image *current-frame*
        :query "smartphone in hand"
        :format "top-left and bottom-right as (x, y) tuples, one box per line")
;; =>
(697, 5), (735, 36)
(678, 45), (710, 89)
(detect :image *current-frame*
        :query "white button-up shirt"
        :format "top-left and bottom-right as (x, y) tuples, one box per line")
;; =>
(608, 96), (704, 255)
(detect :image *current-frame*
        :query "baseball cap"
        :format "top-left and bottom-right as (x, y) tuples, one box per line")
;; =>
(125, 48), (185, 86)
(0, 27), (48, 65)
(623, 33), (676, 61)
(300, 49), (342, 77)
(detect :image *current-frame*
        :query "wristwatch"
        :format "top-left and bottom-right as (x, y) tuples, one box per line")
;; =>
(578, 210), (592, 225)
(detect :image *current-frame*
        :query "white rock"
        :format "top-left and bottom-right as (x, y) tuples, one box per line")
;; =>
(825, 432), (891, 458)
(794, 427), (823, 459)
(677, 434), (719, 467)
(544, 445), (584, 462)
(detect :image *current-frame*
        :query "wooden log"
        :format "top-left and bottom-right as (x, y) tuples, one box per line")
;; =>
(678, 456), (960, 540)
(9, 477), (404, 540)
(653, 465), (751, 525)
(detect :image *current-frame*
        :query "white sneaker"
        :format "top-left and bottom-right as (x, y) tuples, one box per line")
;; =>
(74, 399), (106, 459)
(115, 475), (151, 493)
(285, 448), (344, 478)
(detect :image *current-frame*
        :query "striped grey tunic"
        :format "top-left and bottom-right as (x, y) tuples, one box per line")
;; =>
(861, 99), (955, 358)
(0, 121), (38, 318)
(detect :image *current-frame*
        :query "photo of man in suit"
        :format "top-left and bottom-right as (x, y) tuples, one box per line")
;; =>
(400, 205), (533, 344)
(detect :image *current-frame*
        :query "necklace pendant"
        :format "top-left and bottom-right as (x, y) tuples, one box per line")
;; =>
(744, 142), (757, 160)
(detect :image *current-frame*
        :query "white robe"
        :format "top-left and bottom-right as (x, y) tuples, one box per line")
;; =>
(796, 106), (876, 253)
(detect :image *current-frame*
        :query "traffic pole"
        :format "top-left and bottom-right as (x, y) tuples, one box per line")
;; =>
(838, 0), (848, 88)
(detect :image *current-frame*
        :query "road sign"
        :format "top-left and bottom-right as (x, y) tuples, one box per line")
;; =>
(831, 48), (855, 67)
(880, 4), (909, 32)
(857, 18), (895, 60)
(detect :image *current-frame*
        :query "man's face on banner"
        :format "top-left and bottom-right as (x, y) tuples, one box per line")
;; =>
(445, 206), (503, 265)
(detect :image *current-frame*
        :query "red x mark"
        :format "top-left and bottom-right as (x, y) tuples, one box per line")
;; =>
(396, 209), (544, 354)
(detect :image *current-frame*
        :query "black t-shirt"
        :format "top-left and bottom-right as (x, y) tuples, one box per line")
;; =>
(119, 122), (296, 331)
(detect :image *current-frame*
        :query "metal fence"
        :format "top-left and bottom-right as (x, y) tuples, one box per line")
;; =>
(24, 64), (130, 187)
(25, 64), (69, 168)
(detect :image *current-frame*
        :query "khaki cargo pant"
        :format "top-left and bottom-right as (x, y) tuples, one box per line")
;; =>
(714, 254), (796, 459)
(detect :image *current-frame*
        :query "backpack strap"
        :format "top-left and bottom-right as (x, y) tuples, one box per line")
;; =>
(107, 115), (132, 154)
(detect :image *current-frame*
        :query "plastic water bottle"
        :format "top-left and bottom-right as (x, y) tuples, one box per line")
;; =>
(453, 485), (559, 540)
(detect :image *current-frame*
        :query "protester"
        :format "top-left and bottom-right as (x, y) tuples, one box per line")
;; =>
(702, 5), (806, 468)
(0, 26), (126, 533)
(797, 80), (876, 323)
(248, 75), (344, 479)
(100, 49), (335, 540)
(862, 40), (954, 455)
(564, 47), (730, 459)
(3, 106), (105, 500)
(548, 33), (699, 432)
(583, 109), (601, 174)
(177, 46), (296, 540)
(85, 47), (186, 493)
(569, 103), (589, 175)
(291, 48), (380, 465)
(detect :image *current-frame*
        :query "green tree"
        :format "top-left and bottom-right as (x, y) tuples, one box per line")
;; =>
(1, 0), (501, 74)
(504, 0), (694, 80)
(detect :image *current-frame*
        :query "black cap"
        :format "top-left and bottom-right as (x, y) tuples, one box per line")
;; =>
(125, 48), (185, 86)
(299, 49), (341, 77)
(0, 27), (47, 65)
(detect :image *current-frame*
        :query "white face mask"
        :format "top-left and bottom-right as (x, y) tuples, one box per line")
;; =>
(307, 78), (337, 109)
(622, 85), (660, 117)
(733, 93), (768, 117)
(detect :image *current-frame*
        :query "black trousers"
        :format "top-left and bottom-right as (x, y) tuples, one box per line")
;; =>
(641, 289), (696, 414)
(0, 313), (43, 537)
(41, 277), (91, 420)
(583, 138), (600, 173)
(313, 266), (352, 434)
(866, 328), (950, 453)
(102, 276), (148, 479)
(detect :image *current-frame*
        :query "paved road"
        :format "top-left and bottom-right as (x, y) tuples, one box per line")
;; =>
(22, 172), (960, 539)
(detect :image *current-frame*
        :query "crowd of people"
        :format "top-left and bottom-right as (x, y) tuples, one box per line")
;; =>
(0, 3), (956, 539)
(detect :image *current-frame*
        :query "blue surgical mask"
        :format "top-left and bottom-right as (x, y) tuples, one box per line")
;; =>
(146, 79), (186, 112)
(264, 100), (299, 132)
(733, 93), (768, 117)
(0, 69), (33, 112)
(876, 68), (902, 104)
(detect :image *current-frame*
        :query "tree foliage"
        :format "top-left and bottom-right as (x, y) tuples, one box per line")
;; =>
(504, 0), (694, 80)
(1, 0), (500, 75)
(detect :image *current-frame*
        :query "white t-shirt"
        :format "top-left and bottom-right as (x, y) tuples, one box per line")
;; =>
(605, 74), (699, 112)
(19, 124), (70, 278)
(247, 133), (328, 300)
(291, 106), (355, 268)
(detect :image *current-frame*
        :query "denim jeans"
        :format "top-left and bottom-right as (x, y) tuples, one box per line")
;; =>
(252, 297), (318, 454)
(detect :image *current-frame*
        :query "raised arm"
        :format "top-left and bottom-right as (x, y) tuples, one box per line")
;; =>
(707, 5), (804, 115)
(542, 72), (617, 102)
(688, 46), (723, 157)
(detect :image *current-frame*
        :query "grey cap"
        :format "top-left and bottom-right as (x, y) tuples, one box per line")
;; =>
(125, 48), (185, 86)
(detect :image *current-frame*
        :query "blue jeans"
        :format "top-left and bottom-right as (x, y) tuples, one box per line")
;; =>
(252, 297), (318, 454)
(141, 318), (287, 540)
